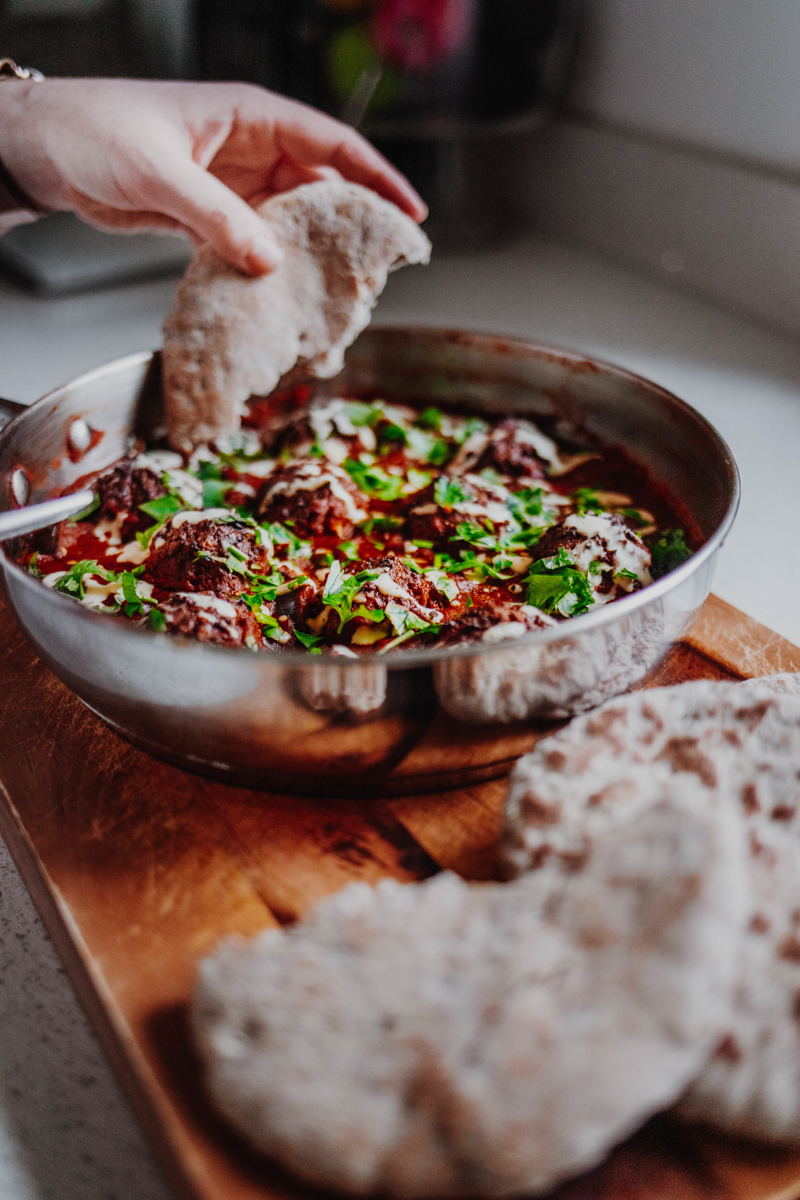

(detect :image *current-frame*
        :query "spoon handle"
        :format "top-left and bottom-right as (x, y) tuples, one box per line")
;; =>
(0, 489), (96, 541)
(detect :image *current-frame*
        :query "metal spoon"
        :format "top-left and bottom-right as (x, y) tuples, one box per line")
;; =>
(0, 489), (95, 541)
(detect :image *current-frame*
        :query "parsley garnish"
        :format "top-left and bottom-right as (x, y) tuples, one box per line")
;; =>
(423, 568), (459, 603)
(572, 487), (603, 515)
(118, 569), (150, 618)
(295, 628), (324, 649)
(383, 601), (438, 638)
(507, 487), (545, 524)
(525, 548), (594, 617)
(53, 559), (117, 601)
(68, 492), (100, 524)
(360, 515), (403, 535)
(136, 491), (188, 548)
(347, 401), (383, 427)
(196, 461), (234, 508)
(452, 417), (488, 445)
(343, 458), (405, 502)
(649, 529), (691, 578)
(415, 406), (443, 432)
(337, 540), (360, 561)
(455, 521), (499, 551)
(321, 560), (382, 631)
(148, 608), (166, 632)
(433, 476), (467, 507)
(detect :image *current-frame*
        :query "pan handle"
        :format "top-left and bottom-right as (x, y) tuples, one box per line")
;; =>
(0, 397), (27, 433)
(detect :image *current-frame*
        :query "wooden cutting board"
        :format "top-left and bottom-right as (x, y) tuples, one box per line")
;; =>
(2, 590), (800, 1200)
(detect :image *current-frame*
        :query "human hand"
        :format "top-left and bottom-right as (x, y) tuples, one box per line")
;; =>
(0, 77), (427, 275)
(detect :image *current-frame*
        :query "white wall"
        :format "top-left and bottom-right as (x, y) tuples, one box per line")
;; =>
(518, 0), (800, 335)
(569, 0), (800, 175)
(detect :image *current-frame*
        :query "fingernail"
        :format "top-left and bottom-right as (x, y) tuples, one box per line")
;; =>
(247, 238), (284, 274)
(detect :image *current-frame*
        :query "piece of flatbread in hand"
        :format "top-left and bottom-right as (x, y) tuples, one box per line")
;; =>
(503, 675), (800, 1143)
(162, 180), (431, 453)
(192, 781), (746, 1197)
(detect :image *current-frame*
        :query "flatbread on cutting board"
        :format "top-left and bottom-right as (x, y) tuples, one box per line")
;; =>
(193, 781), (745, 1197)
(504, 675), (800, 1143)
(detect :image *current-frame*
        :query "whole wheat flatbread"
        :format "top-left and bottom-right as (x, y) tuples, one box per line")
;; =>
(192, 782), (745, 1197)
(503, 675), (800, 1143)
(162, 180), (431, 452)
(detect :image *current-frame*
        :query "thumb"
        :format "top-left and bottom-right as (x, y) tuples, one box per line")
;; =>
(153, 159), (284, 276)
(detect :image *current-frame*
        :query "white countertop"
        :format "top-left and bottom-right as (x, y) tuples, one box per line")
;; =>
(1, 233), (799, 1199)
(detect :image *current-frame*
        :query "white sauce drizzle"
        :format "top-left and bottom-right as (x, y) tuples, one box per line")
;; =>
(374, 573), (442, 621)
(170, 508), (232, 529)
(93, 512), (126, 546)
(563, 513), (652, 604)
(171, 592), (238, 620)
(117, 540), (150, 565)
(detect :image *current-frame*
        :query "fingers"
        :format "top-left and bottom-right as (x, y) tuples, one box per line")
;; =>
(254, 94), (428, 221)
(134, 158), (285, 275)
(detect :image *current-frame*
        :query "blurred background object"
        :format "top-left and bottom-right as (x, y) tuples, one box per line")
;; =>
(195, 0), (579, 248)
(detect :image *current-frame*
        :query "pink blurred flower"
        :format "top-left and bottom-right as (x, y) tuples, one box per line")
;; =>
(374, 0), (473, 73)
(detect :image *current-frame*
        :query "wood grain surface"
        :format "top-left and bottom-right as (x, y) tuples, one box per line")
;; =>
(1, 590), (800, 1200)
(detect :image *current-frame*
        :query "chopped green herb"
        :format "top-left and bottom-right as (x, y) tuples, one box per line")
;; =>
(294, 628), (324, 649)
(264, 521), (312, 559)
(136, 492), (187, 548)
(204, 477), (234, 507)
(615, 568), (639, 581)
(572, 487), (603, 515)
(455, 521), (499, 551)
(53, 559), (117, 601)
(423, 568), (459, 603)
(147, 608), (166, 632)
(118, 570), (150, 618)
(649, 529), (691, 578)
(321, 560), (382, 631)
(383, 600), (439, 638)
(68, 492), (100, 523)
(343, 458), (405, 502)
(351, 604), (386, 623)
(433, 476), (467, 507)
(347, 400), (383, 427)
(360, 515), (403, 535)
(406, 468), (432, 494)
(415, 406), (443, 432)
(378, 421), (407, 449)
(525, 549), (594, 617)
(257, 614), (292, 643)
(452, 417), (488, 445)
(27, 552), (42, 578)
(507, 487), (545, 524)
(412, 538), (434, 549)
(338, 540), (360, 561)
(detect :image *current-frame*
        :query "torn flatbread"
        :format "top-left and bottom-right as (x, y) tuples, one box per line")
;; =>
(192, 782), (745, 1197)
(503, 675), (800, 1143)
(162, 180), (431, 453)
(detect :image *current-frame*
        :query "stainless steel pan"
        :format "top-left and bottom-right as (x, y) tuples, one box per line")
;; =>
(0, 327), (739, 797)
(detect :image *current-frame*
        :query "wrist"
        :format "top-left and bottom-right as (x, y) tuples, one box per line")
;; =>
(0, 78), (59, 214)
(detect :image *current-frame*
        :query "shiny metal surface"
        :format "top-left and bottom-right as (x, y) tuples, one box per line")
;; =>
(0, 488), (95, 540)
(0, 329), (740, 797)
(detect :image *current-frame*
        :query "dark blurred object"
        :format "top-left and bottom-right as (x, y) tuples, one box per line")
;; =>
(0, 213), (191, 296)
(197, 0), (578, 248)
(0, 0), (138, 79)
